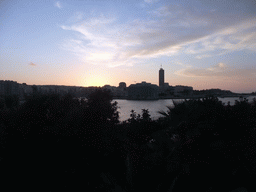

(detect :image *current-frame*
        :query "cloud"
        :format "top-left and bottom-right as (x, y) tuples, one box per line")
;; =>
(197, 0), (256, 16)
(29, 62), (36, 66)
(55, 1), (62, 9)
(67, 12), (83, 23)
(184, 18), (256, 58)
(175, 63), (256, 81)
(195, 54), (211, 59)
(144, 0), (159, 3)
(60, 2), (256, 67)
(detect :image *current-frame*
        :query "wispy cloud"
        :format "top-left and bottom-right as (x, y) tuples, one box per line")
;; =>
(60, 2), (256, 67)
(184, 19), (256, 58)
(29, 62), (36, 67)
(144, 0), (159, 3)
(175, 62), (256, 82)
(55, 1), (62, 9)
(67, 12), (83, 23)
(195, 54), (212, 59)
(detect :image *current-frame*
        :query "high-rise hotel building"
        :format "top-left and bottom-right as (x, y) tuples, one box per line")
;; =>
(159, 67), (164, 87)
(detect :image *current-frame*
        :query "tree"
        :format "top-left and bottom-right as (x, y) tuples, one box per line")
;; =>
(0, 97), (5, 109)
(127, 110), (140, 124)
(141, 109), (151, 122)
(86, 89), (119, 125)
(4, 95), (19, 108)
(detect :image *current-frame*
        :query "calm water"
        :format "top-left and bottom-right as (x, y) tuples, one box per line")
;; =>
(114, 96), (256, 122)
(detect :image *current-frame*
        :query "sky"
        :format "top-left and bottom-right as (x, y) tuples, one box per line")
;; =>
(0, 0), (256, 93)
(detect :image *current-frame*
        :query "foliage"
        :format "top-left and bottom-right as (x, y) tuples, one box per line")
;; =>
(127, 109), (151, 124)
(127, 109), (140, 124)
(159, 97), (225, 126)
(0, 97), (5, 109)
(4, 95), (19, 108)
(1, 94), (256, 191)
(86, 89), (119, 125)
(141, 109), (151, 122)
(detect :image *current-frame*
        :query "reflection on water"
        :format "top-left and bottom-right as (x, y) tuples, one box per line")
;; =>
(114, 96), (256, 122)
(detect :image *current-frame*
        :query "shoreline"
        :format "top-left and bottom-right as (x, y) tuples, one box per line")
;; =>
(113, 94), (256, 100)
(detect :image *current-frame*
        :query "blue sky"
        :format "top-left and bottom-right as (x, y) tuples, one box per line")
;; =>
(0, 0), (256, 93)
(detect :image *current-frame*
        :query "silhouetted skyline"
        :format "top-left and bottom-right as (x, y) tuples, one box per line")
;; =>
(1, 0), (256, 93)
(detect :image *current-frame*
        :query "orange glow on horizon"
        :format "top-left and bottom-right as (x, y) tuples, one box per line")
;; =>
(83, 75), (108, 87)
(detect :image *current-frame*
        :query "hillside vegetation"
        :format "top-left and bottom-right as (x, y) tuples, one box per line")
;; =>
(0, 91), (256, 191)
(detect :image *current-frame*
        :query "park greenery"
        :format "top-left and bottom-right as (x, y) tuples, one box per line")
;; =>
(0, 90), (256, 191)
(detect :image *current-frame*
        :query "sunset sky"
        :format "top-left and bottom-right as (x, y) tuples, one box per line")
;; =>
(1, 0), (256, 93)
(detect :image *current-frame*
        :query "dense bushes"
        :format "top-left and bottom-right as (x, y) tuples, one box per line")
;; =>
(1, 94), (256, 191)
(0, 90), (121, 190)
(164, 97), (256, 191)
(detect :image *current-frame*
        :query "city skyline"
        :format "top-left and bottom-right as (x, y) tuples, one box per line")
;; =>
(1, 0), (256, 93)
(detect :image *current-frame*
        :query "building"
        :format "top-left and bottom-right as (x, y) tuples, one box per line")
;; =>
(119, 82), (126, 90)
(0, 81), (4, 96)
(0, 80), (19, 96)
(159, 68), (164, 87)
(174, 85), (193, 96)
(19, 83), (33, 99)
(128, 81), (159, 100)
(102, 85), (117, 93)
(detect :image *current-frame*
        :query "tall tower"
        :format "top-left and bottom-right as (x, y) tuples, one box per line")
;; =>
(159, 67), (164, 87)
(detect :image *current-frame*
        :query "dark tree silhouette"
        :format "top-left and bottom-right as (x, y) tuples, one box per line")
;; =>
(4, 95), (19, 108)
(86, 89), (119, 125)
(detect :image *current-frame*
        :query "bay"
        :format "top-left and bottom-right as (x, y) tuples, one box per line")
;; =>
(114, 96), (256, 122)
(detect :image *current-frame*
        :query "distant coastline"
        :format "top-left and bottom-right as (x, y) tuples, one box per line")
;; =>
(113, 93), (255, 100)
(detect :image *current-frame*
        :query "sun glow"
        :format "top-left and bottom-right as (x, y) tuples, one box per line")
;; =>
(84, 75), (107, 87)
